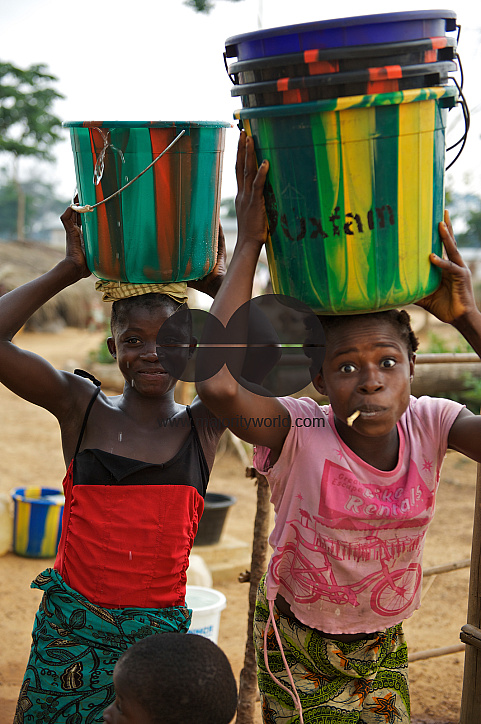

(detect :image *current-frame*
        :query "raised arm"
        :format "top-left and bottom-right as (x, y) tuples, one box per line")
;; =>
(0, 207), (92, 419)
(196, 132), (290, 458)
(416, 211), (481, 460)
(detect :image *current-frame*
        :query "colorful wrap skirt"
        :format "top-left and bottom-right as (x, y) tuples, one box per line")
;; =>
(254, 575), (410, 724)
(14, 568), (191, 724)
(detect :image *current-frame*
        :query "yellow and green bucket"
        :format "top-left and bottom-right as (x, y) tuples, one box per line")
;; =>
(12, 487), (64, 558)
(236, 85), (457, 313)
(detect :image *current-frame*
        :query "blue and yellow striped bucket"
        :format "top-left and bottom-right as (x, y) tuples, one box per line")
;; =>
(12, 487), (64, 558)
(236, 85), (458, 313)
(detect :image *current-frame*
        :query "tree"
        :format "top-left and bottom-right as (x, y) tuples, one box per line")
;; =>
(185, 0), (243, 13)
(0, 171), (69, 240)
(0, 61), (64, 239)
(457, 203), (481, 248)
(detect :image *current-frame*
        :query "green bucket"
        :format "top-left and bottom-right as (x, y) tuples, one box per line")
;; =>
(64, 121), (230, 284)
(236, 86), (457, 313)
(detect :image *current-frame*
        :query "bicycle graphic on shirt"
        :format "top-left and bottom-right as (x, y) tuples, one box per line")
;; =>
(271, 524), (422, 616)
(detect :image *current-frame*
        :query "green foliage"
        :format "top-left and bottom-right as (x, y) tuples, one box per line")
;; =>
(185, 0), (214, 10)
(88, 328), (115, 365)
(0, 61), (64, 161)
(456, 203), (481, 248)
(185, 0), (243, 12)
(220, 197), (236, 218)
(88, 343), (115, 365)
(426, 330), (474, 354)
(453, 371), (481, 414)
(426, 332), (481, 413)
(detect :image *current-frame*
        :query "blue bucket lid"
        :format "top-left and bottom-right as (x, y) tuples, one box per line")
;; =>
(234, 85), (458, 119)
(225, 10), (457, 58)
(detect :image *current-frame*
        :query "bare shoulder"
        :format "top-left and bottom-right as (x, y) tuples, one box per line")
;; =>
(189, 396), (225, 438)
(56, 371), (105, 432)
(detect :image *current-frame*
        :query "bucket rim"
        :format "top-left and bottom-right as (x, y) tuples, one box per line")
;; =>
(227, 36), (457, 73)
(204, 492), (237, 508)
(11, 486), (65, 503)
(230, 60), (456, 96)
(234, 84), (458, 119)
(185, 585), (227, 612)
(63, 120), (232, 129)
(225, 10), (457, 50)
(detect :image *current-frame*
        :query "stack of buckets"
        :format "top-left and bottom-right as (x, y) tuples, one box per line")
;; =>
(226, 10), (461, 313)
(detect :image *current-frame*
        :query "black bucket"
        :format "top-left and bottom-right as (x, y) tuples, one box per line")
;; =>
(194, 493), (237, 546)
(231, 60), (456, 107)
(227, 37), (457, 85)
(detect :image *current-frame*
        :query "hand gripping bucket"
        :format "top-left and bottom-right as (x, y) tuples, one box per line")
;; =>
(64, 121), (230, 284)
(236, 85), (458, 313)
(185, 585), (227, 643)
(12, 487), (64, 557)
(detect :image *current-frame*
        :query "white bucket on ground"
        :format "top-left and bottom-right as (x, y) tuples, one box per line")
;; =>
(185, 585), (226, 643)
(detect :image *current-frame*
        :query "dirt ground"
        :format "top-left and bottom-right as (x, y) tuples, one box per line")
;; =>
(0, 328), (478, 724)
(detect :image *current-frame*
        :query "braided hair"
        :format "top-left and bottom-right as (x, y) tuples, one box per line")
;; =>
(318, 309), (419, 360)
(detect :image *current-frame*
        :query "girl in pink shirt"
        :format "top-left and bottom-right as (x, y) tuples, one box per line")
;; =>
(197, 132), (481, 723)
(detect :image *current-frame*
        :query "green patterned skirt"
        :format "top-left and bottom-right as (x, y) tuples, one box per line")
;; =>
(14, 568), (191, 724)
(254, 575), (410, 724)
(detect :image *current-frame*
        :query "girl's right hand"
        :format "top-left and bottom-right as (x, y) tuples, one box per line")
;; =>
(60, 206), (91, 279)
(235, 131), (269, 249)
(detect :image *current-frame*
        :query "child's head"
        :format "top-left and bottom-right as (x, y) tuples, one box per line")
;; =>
(107, 294), (195, 391)
(103, 633), (238, 724)
(313, 310), (419, 434)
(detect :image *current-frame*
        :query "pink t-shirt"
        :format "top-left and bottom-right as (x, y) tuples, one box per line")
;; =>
(253, 395), (463, 635)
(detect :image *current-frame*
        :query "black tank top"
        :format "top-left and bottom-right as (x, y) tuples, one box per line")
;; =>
(72, 369), (209, 495)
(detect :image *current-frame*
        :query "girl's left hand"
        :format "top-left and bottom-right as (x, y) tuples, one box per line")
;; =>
(235, 131), (269, 250)
(415, 210), (477, 324)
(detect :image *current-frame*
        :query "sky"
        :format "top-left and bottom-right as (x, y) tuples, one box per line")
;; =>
(0, 0), (480, 210)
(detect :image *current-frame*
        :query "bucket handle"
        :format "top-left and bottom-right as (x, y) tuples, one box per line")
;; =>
(444, 25), (468, 170)
(445, 74), (470, 171)
(223, 51), (238, 85)
(71, 129), (186, 213)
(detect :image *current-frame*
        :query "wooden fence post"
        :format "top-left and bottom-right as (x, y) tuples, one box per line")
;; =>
(236, 469), (270, 724)
(460, 463), (481, 722)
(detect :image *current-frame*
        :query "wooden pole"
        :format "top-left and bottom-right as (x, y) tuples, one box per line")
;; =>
(409, 643), (465, 662)
(423, 558), (471, 577)
(460, 463), (481, 722)
(236, 469), (270, 724)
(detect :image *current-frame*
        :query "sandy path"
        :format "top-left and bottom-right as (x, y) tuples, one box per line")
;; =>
(0, 329), (477, 723)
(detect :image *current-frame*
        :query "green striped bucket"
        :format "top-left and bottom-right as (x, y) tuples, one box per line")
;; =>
(64, 121), (230, 284)
(236, 86), (457, 313)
